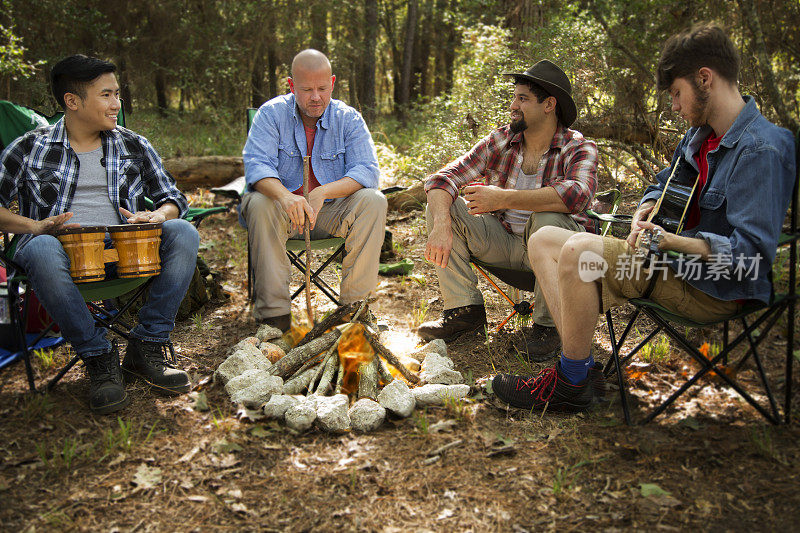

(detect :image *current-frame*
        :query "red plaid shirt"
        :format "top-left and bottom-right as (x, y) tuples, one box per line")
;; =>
(425, 124), (598, 232)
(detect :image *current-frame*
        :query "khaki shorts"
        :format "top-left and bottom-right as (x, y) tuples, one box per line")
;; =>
(600, 237), (741, 323)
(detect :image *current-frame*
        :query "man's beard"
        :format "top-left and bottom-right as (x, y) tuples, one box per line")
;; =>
(687, 80), (711, 128)
(510, 116), (527, 133)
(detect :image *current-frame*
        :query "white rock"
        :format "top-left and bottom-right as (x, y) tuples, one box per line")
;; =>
(377, 379), (416, 417)
(349, 399), (386, 432)
(263, 395), (299, 419)
(231, 339), (262, 357)
(421, 352), (454, 371)
(214, 349), (272, 385)
(224, 368), (271, 397)
(420, 367), (464, 385)
(256, 324), (283, 342)
(284, 400), (317, 432)
(411, 339), (448, 360)
(314, 394), (351, 433)
(230, 375), (284, 409)
(412, 383), (470, 406)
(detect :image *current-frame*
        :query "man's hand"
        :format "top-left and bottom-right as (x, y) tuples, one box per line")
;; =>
(119, 207), (167, 224)
(278, 192), (315, 233)
(31, 212), (79, 236)
(425, 223), (453, 268)
(626, 201), (656, 247)
(463, 184), (505, 214)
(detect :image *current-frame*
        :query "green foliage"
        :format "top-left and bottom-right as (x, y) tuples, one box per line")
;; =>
(100, 417), (159, 460)
(640, 334), (671, 364)
(132, 108), (242, 159)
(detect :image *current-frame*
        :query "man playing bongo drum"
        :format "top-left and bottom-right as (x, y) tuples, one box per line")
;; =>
(0, 55), (199, 414)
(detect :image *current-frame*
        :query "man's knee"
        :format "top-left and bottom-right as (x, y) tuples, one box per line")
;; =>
(17, 235), (66, 264)
(352, 188), (387, 215)
(558, 232), (601, 275)
(242, 192), (286, 232)
(162, 218), (199, 254)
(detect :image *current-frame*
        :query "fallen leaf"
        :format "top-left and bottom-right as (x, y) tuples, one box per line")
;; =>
(187, 495), (210, 503)
(429, 419), (457, 433)
(211, 438), (243, 454)
(132, 464), (162, 491)
(191, 392), (209, 412)
(178, 446), (200, 463)
(250, 425), (272, 438)
(640, 483), (669, 497)
(437, 508), (454, 520)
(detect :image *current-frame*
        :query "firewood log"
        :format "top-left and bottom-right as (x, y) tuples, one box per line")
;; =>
(357, 361), (379, 400)
(295, 302), (359, 347)
(362, 329), (420, 384)
(271, 329), (341, 379)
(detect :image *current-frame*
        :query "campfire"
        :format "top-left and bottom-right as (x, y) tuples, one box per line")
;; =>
(214, 300), (470, 433)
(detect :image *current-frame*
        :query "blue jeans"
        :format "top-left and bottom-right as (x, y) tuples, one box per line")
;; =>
(15, 219), (200, 357)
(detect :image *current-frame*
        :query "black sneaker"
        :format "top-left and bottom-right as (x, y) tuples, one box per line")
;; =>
(82, 344), (129, 415)
(122, 339), (191, 395)
(512, 324), (562, 362)
(417, 305), (487, 342)
(492, 363), (593, 413)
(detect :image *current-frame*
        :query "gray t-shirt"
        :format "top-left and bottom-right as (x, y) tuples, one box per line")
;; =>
(504, 168), (539, 234)
(69, 147), (122, 227)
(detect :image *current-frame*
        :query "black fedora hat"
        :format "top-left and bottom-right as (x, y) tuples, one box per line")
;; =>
(504, 60), (577, 127)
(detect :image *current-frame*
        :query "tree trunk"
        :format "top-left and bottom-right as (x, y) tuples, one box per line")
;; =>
(251, 43), (267, 108)
(397, 0), (419, 116)
(267, 43), (279, 99)
(154, 68), (168, 116)
(361, 0), (378, 124)
(310, 1), (328, 53)
(118, 56), (133, 116)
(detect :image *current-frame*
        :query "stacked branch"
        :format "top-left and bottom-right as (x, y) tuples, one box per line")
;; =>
(275, 299), (418, 397)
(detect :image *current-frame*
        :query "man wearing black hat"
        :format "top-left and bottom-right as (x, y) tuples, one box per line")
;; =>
(419, 60), (598, 359)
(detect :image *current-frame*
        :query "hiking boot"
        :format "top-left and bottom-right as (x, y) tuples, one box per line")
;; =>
(492, 363), (593, 412)
(122, 338), (191, 395)
(259, 314), (291, 333)
(512, 324), (562, 362)
(417, 305), (487, 342)
(82, 345), (129, 415)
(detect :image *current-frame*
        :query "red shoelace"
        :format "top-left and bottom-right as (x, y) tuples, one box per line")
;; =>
(516, 365), (558, 403)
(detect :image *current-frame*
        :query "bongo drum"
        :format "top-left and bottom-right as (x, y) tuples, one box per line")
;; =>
(107, 222), (163, 278)
(56, 226), (107, 283)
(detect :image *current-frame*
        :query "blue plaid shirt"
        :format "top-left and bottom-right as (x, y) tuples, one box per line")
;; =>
(0, 119), (188, 249)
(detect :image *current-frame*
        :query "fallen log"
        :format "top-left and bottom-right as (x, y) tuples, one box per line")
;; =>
(386, 181), (426, 212)
(362, 329), (420, 384)
(270, 329), (341, 379)
(163, 156), (244, 190)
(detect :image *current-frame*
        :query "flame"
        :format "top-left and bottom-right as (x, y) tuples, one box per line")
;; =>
(337, 323), (375, 394)
(284, 319), (312, 348)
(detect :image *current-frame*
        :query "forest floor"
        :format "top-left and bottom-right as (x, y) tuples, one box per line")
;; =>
(2, 188), (800, 532)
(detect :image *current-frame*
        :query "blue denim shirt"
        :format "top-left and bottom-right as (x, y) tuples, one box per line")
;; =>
(242, 94), (380, 193)
(641, 96), (796, 304)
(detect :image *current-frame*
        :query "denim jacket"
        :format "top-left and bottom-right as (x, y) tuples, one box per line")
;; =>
(641, 96), (796, 304)
(242, 94), (380, 193)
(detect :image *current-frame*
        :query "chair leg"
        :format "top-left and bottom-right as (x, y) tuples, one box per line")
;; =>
(605, 310), (633, 425)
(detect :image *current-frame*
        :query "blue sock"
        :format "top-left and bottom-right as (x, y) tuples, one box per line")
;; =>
(558, 353), (594, 385)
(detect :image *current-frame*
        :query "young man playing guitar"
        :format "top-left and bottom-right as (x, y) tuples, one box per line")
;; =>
(491, 24), (796, 412)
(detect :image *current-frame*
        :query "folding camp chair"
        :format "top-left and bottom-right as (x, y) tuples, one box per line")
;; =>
(601, 140), (799, 425)
(0, 235), (154, 392)
(471, 189), (622, 332)
(240, 107), (346, 305)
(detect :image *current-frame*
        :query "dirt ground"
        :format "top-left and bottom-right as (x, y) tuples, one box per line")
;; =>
(2, 193), (799, 532)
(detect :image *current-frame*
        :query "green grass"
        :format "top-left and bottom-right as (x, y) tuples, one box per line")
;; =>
(127, 108), (243, 159)
(640, 334), (672, 364)
(99, 417), (160, 460)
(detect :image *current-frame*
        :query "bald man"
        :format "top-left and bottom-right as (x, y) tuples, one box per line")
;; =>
(241, 49), (386, 330)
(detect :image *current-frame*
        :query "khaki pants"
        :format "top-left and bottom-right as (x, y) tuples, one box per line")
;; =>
(600, 237), (740, 322)
(426, 197), (581, 327)
(241, 188), (387, 320)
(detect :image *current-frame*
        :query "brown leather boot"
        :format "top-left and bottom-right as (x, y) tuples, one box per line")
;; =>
(512, 324), (562, 362)
(417, 305), (487, 342)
